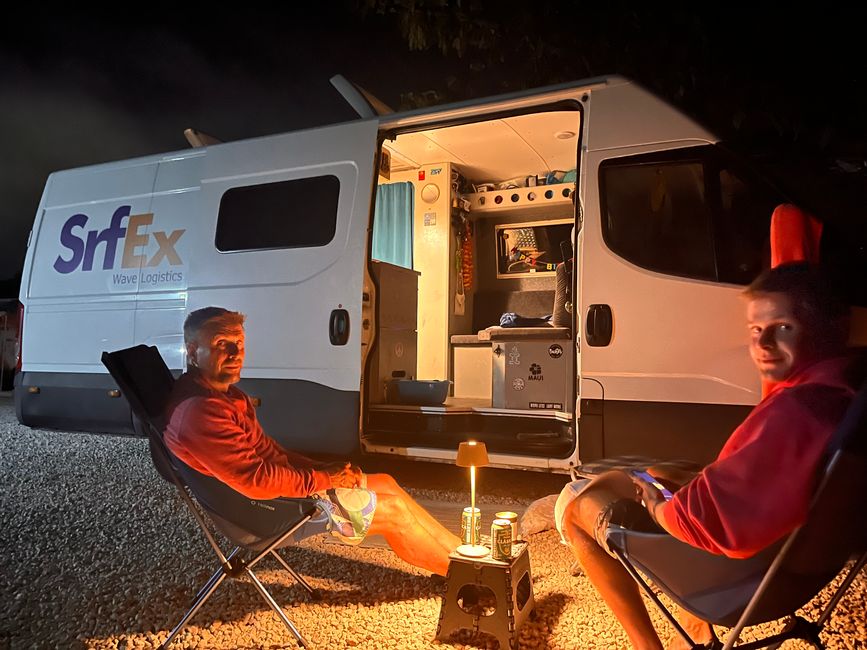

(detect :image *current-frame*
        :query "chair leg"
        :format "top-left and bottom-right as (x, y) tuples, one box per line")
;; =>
(610, 546), (700, 648)
(245, 567), (310, 648)
(160, 567), (227, 649)
(788, 617), (824, 650)
(817, 551), (867, 627)
(726, 616), (825, 650)
(270, 549), (320, 599)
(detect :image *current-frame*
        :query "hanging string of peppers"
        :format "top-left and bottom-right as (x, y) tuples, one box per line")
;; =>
(461, 219), (473, 290)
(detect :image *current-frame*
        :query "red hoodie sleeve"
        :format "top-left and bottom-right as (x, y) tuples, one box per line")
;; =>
(169, 396), (332, 499)
(269, 439), (324, 468)
(660, 386), (846, 558)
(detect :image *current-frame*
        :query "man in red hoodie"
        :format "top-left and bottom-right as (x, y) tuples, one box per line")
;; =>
(164, 307), (460, 576)
(555, 263), (855, 649)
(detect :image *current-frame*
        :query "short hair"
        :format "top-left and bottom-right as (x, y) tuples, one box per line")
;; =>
(183, 307), (245, 344)
(744, 263), (849, 334)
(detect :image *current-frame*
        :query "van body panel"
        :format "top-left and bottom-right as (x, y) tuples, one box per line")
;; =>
(134, 297), (187, 371)
(580, 142), (760, 406)
(579, 137), (764, 460)
(35, 158), (160, 210)
(27, 190), (156, 300)
(599, 399), (752, 465)
(22, 161), (159, 373)
(236, 378), (359, 455)
(378, 77), (609, 133)
(15, 371), (135, 434)
(24, 298), (136, 372)
(186, 123), (377, 393)
(130, 157), (199, 368)
(584, 84), (717, 151)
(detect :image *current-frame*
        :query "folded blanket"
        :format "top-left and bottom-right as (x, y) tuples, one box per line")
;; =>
(499, 312), (552, 328)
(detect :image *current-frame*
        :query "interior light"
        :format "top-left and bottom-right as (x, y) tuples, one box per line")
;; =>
(555, 130), (576, 140)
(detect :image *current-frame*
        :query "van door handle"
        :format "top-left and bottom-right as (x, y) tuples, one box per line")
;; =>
(329, 309), (350, 346)
(586, 304), (612, 347)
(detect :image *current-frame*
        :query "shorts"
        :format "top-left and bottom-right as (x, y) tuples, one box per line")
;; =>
(292, 475), (378, 545)
(554, 479), (591, 544)
(554, 478), (661, 552)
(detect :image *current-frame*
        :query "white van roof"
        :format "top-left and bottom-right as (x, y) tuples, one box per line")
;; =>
(42, 74), (715, 193)
(378, 74), (621, 130)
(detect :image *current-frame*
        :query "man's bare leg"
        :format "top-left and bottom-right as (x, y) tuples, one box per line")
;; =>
(366, 473), (461, 553)
(667, 609), (713, 650)
(367, 492), (453, 575)
(641, 468), (713, 649)
(561, 471), (663, 650)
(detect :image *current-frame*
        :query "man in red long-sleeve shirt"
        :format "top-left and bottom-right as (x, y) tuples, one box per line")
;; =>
(555, 263), (857, 649)
(164, 307), (460, 576)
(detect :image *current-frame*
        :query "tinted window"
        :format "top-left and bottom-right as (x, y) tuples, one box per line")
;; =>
(216, 175), (340, 252)
(601, 157), (716, 280)
(712, 166), (779, 284)
(600, 147), (783, 284)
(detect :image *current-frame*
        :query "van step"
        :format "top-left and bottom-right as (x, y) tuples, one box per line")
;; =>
(363, 429), (573, 457)
(516, 431), (560, 441)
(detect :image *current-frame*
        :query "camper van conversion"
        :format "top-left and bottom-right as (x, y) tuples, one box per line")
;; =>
(16, 75), (788, 472)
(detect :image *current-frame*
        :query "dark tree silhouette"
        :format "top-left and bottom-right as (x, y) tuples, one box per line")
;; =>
(357, 2), (867, 159)
(356, 1), (867, 297)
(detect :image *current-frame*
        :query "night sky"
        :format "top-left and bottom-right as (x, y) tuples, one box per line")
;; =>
(2, 5), (866, 289)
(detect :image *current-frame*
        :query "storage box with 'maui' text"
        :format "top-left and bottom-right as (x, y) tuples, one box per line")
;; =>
(492, 338), (573, 411)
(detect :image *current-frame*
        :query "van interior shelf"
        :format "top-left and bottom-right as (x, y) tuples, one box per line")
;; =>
(463, 183), (575, 214)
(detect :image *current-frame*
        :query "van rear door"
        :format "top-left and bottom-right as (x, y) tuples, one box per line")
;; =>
(17, 162), (158, 433)
(185, 120), (379, 455)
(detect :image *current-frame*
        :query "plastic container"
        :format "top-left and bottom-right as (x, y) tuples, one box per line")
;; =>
(386, 379), (450, 406)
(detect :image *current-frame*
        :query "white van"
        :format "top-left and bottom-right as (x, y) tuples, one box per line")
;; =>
(16, 75), (794, 472)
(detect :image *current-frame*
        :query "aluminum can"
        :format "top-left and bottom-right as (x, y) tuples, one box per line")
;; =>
(491, 519), (513, 560)
(495, 511), (519, 542)
(461, 507), (481, 545)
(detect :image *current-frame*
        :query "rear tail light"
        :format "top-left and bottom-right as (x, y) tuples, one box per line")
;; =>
(15, 301), (23, 371)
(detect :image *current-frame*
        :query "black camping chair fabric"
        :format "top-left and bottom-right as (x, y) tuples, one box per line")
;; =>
(102, 345), (322, 649)
(605, 381), (867, 650)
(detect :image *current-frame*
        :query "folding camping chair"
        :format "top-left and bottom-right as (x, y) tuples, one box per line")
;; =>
(605, 380), (867, 650)
(102, 345), (323, 649)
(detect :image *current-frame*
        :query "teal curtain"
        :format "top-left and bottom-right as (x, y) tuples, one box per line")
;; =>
(373, 182), (414, 269)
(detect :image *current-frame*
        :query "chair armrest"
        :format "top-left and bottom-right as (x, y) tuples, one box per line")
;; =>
(272, 496), (322, 516)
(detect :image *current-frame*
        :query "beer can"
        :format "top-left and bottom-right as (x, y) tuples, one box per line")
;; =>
(495, 511), (519, 542)
(491, 519), (513, 561)
(461, 507), (481, 545)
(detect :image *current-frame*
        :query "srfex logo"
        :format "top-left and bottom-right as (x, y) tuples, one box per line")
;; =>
(53, 206), (185, 274)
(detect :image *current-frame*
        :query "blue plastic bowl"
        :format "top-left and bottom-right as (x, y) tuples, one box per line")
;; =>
(386, 379), (450, 406)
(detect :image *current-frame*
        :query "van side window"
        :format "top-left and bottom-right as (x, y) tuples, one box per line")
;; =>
(712, 166), (778, 284)
(600, 157), (716, 280)
(600, 146), (781, 284)
(216, 175), (340, 252)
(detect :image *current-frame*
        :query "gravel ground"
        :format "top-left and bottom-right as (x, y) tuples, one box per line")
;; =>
(1, 395), (864, 649)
